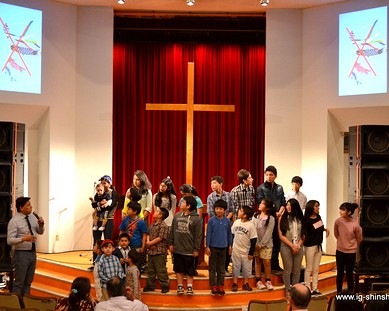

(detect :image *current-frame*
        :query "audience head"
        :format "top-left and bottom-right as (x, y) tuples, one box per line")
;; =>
(106, 276), (125, 298)
(68, 277), (92, 310)
(289, 284), (311, 310)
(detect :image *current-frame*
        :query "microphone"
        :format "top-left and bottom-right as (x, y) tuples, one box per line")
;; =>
(33, 212), (40, 220)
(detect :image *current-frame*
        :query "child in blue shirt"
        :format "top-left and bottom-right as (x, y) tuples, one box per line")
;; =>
(205, 199), (232, 296)
(119, 201), (148, 273)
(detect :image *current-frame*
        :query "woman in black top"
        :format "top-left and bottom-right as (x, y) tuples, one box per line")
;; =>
(303, 200), (329, 296)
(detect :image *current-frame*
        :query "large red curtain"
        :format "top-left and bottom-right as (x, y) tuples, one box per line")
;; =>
(112, 42), (265, 204)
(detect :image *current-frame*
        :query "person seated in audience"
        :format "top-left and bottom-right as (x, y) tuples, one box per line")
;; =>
(289, 284), (311, 311)
(95, 276), (148, 311)
(55, 276), (96, 311)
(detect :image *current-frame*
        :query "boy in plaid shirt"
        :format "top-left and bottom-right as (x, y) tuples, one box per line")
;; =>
(98, 239), (125, 301)
(143, 207), (170, 293)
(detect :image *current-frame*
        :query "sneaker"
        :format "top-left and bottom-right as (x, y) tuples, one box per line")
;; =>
(143, 286), (155, 292)
(98, 226), (105, 231)
(243, 283), (253, 291)
(92, 226), (98, 231)
(161, 286), (169, 293)
(218, 286), (225, 296)
(211, 286), (218, 295)
(231, 283), (238, 292)
(186, 286), (193, 294)
(225, 270), (232, 277)
(177, 285), (184, 295)
(256, 280), (266, 290)
(265, 281), (274, 290)
(312, 289), (322, 296)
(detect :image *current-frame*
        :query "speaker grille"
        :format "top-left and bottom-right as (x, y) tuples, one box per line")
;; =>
(367, 128), (389, 153)
(358, 238), (389, 272)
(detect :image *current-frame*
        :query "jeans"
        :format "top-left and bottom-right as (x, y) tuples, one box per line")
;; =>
(280, 243), (304, 290)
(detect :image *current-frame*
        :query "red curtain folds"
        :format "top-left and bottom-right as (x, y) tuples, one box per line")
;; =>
(112, 42), (265, 208)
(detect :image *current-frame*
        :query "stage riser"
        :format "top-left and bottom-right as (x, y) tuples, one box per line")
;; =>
(31, 256), (338, 310)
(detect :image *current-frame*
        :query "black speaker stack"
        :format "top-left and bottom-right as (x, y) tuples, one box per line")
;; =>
(0, 122), (25, 269)
(348, 125), (389, 273)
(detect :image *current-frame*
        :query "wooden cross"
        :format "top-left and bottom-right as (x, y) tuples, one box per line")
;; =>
(146, 62), (235, 185)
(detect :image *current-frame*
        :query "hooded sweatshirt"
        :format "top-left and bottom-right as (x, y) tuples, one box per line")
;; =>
(169, 210), (202, 255)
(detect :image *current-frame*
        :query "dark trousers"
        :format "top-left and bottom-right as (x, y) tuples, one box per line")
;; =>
(13, 250), (36, 296)
(225, 252), (231, 272)
(336, 250), (356, 293)
(209, 247), (227, 287)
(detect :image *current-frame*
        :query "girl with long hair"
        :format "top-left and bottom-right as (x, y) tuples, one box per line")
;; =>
(278, 198), (306, 295)
(55, 277), (95, 311)
(153, 177), (177, 227)
(303, 200), (329, 295)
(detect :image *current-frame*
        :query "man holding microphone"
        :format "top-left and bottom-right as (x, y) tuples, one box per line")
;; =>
(7, 197), (45, 296)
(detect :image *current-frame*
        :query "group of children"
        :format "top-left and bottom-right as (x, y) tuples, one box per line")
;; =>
(90, 170), (363, 299)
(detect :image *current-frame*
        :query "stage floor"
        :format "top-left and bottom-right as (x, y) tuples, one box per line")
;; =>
(37, 250), (336, 278)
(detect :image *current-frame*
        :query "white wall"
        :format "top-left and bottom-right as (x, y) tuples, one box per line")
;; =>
(2, 0), (387, 254)
(267, 0), (389, 254)
(0, 0), (113, 252)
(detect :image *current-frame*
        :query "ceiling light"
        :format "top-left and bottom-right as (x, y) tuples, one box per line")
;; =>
(260, 0), (269, 6)
(117, 0), (125, 4)
(186, 0), (195, 6)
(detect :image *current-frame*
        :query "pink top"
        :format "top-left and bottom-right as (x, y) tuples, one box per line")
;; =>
(334, 217), (362, 253)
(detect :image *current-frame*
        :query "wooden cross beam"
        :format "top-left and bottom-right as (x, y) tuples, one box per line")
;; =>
(146, 62), (235, 185)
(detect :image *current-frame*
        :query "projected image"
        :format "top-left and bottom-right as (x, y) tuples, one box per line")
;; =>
(339, 6), (387, 96)
(0, 2), (42, 94)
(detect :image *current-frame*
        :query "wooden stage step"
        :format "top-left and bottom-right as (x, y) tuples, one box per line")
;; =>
(31, 252), (338, 311)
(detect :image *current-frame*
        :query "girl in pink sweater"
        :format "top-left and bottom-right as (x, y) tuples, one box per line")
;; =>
(334, 202), (363, 293)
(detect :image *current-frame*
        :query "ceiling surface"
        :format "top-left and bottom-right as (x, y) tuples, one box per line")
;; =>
(53, 0), (347, 14)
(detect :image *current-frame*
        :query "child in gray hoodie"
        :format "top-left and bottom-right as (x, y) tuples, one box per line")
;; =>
(169, 196), (202, 295)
